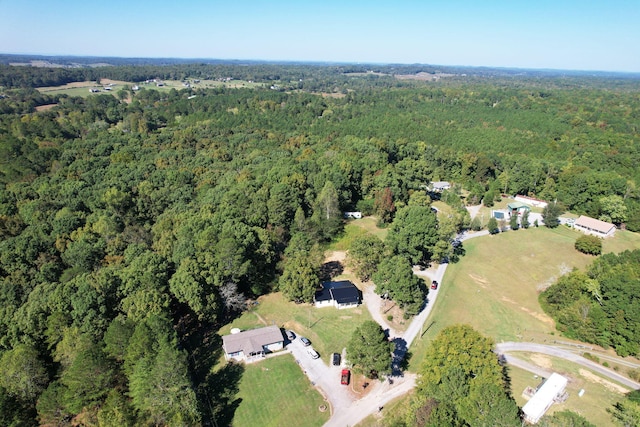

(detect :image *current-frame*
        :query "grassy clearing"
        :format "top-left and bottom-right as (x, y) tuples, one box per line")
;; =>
(327, 217), (388, 250)
(232, 353), (330, 427)
(408, 225), (640, 371)
(507, 354), (626, 426)
(219, 292), (374, 367)
(36, 78), (263, 98)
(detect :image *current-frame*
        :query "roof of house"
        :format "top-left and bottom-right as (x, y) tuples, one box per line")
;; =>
(574, 215), (615, 234)
(507, 202), (531, 210)
(522, 373), (568, 422)
(222, 325), (283, 355)
(431, 181), (451, 188)
(315, 281), (361, 305)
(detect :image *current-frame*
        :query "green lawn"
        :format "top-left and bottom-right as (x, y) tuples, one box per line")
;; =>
(327, 217), (388, 252)
(232, 354), (330, 427)
(219, 292), (374, 367)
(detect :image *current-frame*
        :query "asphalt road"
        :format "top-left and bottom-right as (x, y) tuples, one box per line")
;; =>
(496, 342), (640, 390)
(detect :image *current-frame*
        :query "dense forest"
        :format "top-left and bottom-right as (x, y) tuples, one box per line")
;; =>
(540, 249), (640, 356)
(0, 62), (639, 425)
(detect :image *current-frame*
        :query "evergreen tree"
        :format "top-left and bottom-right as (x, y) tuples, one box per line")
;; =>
(542, 201), (563, 228)
(487, 217), (500, 234)
(346, 321), (393, 379)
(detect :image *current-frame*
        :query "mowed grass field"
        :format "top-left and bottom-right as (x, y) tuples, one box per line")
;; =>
(232, 354), (330, 427)
(219, 292), (374, 367)
(409, 226), (640, 370)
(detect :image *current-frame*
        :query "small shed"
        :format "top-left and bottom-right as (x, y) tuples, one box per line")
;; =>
(522, 373), (568, 424)
(573, 215), (616, 238)
(507, 202), (531, 216)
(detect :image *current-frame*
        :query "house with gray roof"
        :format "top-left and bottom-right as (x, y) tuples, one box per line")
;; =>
(222, 325), (285, 362)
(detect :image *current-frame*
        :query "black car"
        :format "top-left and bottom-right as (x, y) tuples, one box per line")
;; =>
(332, 353), (341, 366)
(300, 337), (311, 346)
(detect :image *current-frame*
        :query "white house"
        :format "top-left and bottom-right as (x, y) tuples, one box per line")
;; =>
(573, 215), (616, 238)
(314, 281), (361, 309)
(430, 181), (451, 192)
(522, 373), (568, 424)
(221, 325), (285, 362)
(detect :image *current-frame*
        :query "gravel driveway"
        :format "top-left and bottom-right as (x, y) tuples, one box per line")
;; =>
(287, 337), (355, 414)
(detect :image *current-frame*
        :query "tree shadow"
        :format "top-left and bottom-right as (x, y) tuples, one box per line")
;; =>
(391, 337), (409, 376)
(199, 362), (245, 426)
(320, 260), (343, 281)
(175, 307), (244, 425)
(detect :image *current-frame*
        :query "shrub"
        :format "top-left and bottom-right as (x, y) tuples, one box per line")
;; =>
(582, 352), (600, 363)
(575, 235), (602, 255)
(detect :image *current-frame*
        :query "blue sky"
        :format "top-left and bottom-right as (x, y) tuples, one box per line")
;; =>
(1, 0), (639, 72)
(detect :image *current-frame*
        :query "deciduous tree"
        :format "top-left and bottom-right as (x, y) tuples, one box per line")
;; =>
(348, 234), (385, 282)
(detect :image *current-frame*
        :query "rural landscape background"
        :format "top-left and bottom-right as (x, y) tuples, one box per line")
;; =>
(0, 54), (639, 427)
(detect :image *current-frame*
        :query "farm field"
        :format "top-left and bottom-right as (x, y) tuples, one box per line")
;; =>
(232, 353), (329, 427)
(35, 78), (264, 97)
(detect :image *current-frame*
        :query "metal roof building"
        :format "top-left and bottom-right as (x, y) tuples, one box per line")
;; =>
(522, 373), (568, 424)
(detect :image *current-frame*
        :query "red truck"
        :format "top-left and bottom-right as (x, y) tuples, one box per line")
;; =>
(341, 369), (350, 385)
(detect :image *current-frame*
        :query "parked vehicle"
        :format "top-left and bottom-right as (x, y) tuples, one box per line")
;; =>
(332, 353), (341, 366)
(431, 280), (439, 290)
(286, 330), (296, 341)
(300, 336), (311, 346)
(341, 369), (350, 385)
(307, 347), (320, 359)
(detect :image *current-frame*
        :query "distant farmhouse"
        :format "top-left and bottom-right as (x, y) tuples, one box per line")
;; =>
(222, 325), (285, 362)
(314, 280), (361, 309)
(430, 181), (451, 192)
(573, 215), (616, 238)
(522, 373), (569, 424)
(343, 211), (362, 219)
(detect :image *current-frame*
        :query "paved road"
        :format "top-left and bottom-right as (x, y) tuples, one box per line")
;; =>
(496, 342), (640, 390)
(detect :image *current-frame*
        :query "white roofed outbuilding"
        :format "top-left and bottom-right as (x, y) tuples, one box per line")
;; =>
(522, 373), (568, 424)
